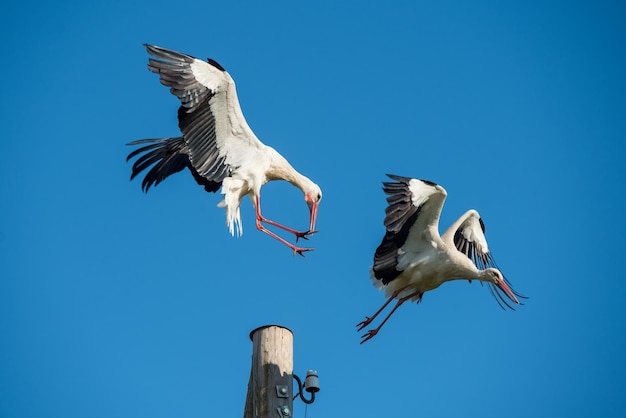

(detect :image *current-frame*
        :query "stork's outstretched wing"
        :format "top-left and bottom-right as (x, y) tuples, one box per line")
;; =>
(447, 210), (525, 309)
(372, 175), (446, 285)
(142, 44), (265, 184)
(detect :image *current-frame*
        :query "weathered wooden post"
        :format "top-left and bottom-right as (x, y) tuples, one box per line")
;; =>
(243, 325), (294, 418)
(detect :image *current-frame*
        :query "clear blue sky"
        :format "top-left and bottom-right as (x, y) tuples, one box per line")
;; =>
(2, 1), (625, 417)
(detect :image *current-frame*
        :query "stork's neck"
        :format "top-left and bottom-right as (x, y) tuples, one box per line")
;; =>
(267, 148), (313, 192)
(443, 251), (483, 282)
(448, 266), (499, 285)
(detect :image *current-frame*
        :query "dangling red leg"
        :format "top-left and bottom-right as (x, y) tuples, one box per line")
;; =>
(359, 289), (422, 344)
(255, 196), (316, 241)
(356, 285), (410, 332)
(254, 196), (314, 256)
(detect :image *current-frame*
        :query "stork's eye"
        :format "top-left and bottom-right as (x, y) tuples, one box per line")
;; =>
(317, 193), (322, 202)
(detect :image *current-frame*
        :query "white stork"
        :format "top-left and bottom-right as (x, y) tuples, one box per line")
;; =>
(127, 44), (322, 256)
(358, 174), (525, 343)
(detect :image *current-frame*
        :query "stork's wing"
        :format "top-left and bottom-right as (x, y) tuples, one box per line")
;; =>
(448, 210), (525, 309)
(451, 210), (492, 270)
(145, 44), (223, 113)
(143, 44), (263, 184)
(126, 137), (221, 193)
(372, 175), (446, 285)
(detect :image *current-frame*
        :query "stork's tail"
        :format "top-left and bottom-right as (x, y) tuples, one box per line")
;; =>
(126, 137), (190, 192)
(217, 177), (244, 237)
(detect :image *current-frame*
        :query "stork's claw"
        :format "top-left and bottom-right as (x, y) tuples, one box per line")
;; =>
(295, 229), (318, 243)
(356, 317), (372, 332)
(360, 329), (378, 344)
(293, 246), (315, 257)
(295, 233), (309, 242)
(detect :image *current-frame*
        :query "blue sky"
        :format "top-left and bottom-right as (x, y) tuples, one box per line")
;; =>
(2, 1), (625, 417)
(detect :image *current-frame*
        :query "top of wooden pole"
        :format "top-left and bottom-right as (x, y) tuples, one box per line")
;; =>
(249, 324), (293, 341)
(244, 325), (294, 418)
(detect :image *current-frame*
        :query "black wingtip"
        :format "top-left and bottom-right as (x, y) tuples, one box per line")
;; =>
(385, 174), (411, 183)
(479, 217), (486, 233)
(384, 174), (438, 188)
(207, 58), (226, 72)
(143, 43), (159, 53)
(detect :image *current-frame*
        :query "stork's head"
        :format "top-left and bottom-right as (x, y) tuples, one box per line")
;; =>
(483, 268), (521, 309)
(303, 183), (322, 233)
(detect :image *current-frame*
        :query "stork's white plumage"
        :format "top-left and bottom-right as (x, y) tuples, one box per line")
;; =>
(127, 44), (322, 255)
(358, 174), (524, 343)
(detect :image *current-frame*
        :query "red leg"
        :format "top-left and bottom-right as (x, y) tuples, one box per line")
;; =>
(356, 285), (409, 331)
(255, 196), (316, 241)
(359, 289), (422, 344)
(255, 219), (314, 256)
(253, 197), (313, 255)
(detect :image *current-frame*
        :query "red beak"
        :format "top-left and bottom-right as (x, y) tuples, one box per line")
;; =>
(496, 280), (520, 305)
(307, 200), (318, 233)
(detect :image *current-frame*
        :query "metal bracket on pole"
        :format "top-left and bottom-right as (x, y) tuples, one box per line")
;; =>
(276, 385), (289, 398)
(277, 405), (291, 417)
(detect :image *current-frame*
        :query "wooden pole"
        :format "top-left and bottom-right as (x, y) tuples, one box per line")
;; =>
(243, 325), (294, 418)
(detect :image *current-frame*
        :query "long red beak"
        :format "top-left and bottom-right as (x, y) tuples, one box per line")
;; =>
(307, 201), (318, 233)
(496, 280), (520, 305)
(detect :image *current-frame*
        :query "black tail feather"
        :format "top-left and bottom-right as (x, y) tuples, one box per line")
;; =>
(126, 137), (220, 193)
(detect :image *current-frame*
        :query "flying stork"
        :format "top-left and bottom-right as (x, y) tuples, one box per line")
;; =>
(126, 44), (322, 256)
(358, 174), (525, 343)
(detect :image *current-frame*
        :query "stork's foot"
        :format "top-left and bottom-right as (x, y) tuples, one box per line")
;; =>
(356, 317), (373, 332)
(292, 246), (315, 257)
(294, 229), (318, 243)
(360, 329), (378, 344)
